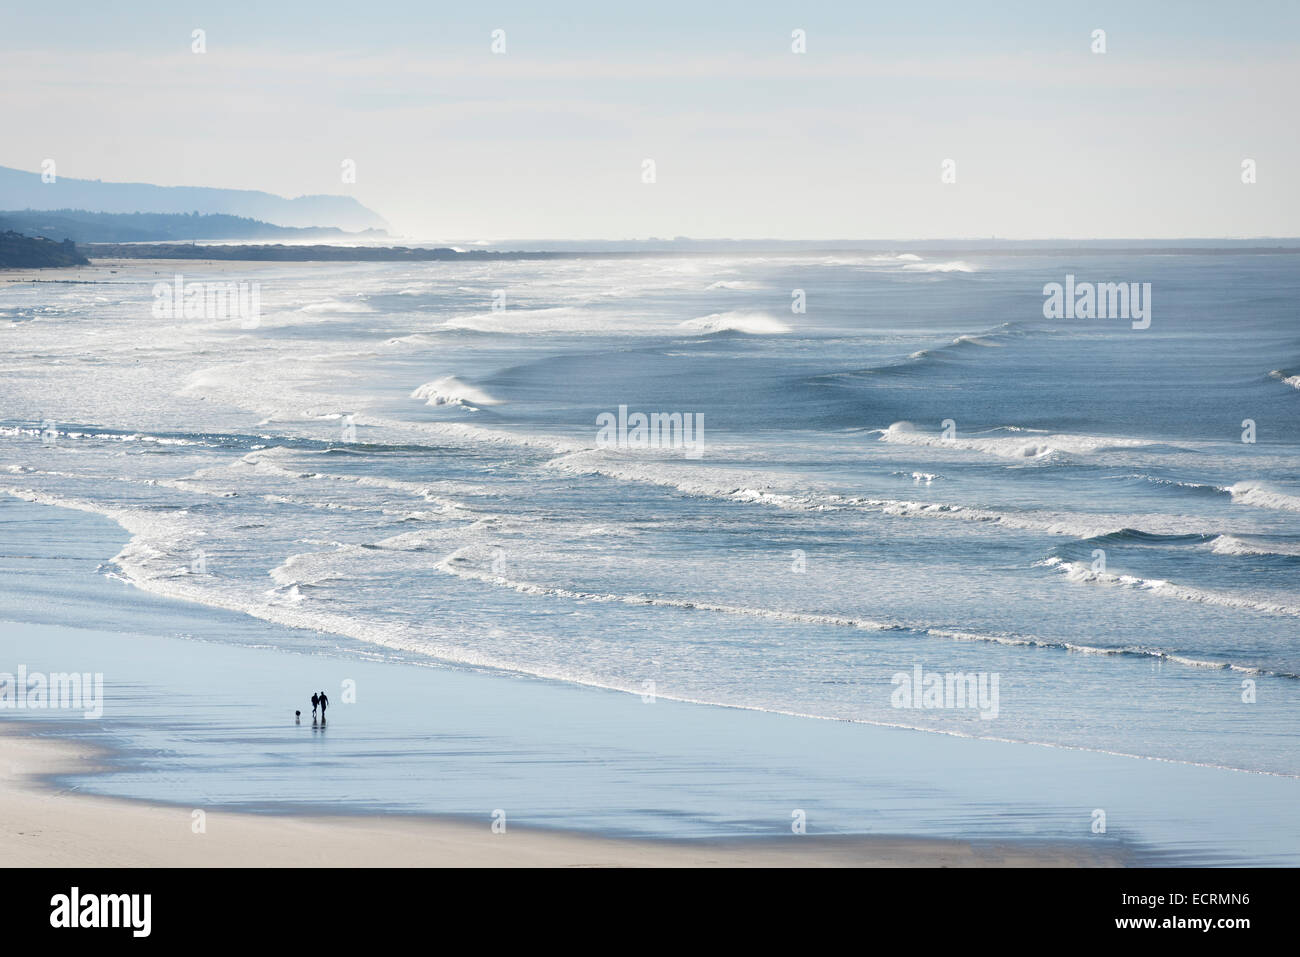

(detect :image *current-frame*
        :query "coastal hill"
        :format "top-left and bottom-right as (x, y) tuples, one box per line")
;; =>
(0, 209), (386, 244)
(0, 230), (89, 267)
(82, 243), (563, 262)
(0, 165), (388, 232)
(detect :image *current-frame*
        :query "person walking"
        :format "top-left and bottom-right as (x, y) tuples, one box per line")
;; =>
(318, 690), (329, 722)
(311, 691), (320, 720)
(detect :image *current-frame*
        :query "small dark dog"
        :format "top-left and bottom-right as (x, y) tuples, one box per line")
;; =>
(295, 710), (301, 724)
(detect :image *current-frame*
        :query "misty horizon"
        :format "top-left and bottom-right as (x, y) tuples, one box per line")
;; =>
(3, 1), (1296, 240)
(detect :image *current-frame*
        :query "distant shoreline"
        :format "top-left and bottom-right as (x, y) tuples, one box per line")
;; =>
(75, 242), (1300, 263)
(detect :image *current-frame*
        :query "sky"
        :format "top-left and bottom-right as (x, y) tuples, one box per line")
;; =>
(2, 1), (1298, 240)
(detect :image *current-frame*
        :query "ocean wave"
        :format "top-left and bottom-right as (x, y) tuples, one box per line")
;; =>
(927, 628), (1291, 678)
(433, 542), (1296, 679)
(1124, 474), (1300, 516)
(678, 311), (791, 335)
(543, 450), (1214, 539)
(382, 333), (441, 349)
(259, 493), (444, 523)
(299, 299), (375, 314)
(825, 322), (1034, 380)
(1227, 481), (1300, 512)
(269, 547), (369, 587)
(410, 375), (503, 408)
(1124, 473), (1225, 498)
(204, 453), (475, 514)
(1057, 525), (1300, 558)
(900, 260), (978, 273)
(705, 280), (767, 291)
(867, 499), (1210, 539)
(434, 545), (899, 630)
(1040, 556), (1300, 618)
(1208, 534), (1300, 557)
(1082, 528), (1209, 546)
(0, 425), (210, 447)
(878, 421), (1157, 462)
(265, 583), (307, 603)
(440, 306), (600, 334)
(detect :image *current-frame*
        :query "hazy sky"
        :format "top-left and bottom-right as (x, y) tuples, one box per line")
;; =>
(3, 1), (1297, 240)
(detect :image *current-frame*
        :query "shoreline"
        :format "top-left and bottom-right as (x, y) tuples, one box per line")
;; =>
(0, 724), (1124, 868)
(0, 497), (1296, 865)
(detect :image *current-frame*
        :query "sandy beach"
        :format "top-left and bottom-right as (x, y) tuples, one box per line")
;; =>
(0, 258), (340, 286)
(0, 728), (1120, 868)
(0, 260), (174, 285)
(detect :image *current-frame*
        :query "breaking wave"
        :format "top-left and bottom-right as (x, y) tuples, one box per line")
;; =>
(1040, 556), (1300, 618)
(679, 311), (791, 335)
(410, 376), (503, 409)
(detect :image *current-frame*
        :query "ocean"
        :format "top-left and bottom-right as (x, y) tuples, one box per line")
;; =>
(1, 248), (1298, 792)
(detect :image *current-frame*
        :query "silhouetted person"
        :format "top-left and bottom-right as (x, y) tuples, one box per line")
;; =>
(311, 692), (320, 719)
(318, 690), (329, 722)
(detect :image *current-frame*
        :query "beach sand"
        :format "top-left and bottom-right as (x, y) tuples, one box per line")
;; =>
(0, 728), (1121, 867)
(0, 260), (167, 285)
(0, 259), (365, 286)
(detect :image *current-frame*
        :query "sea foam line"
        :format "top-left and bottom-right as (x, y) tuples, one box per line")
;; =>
(1040, 556), (1300, 619)
(543, 450), (1215, 539)
(429, 542), (1295, 679)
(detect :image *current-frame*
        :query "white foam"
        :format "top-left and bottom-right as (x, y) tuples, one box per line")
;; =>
(1208, 535), (1300, 557)
(543, 449), (1211, 539)
(879, 421), (1155, 461)
(901, 260), (977, 273)
(1227, 481), (1300, 513)
(269, 547), (368, 587)
(433, 546), (897, 631)
(299, 299), (375, 314)
(1042, 557), (1300, 617)
(705, 280), (767, 290)
(431, 541), (1294, 679)
(410, 376), (503, 408)
(440, 306), (603, 334)
(678, 311), (791, 335)
(210, 452), (474, 514)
